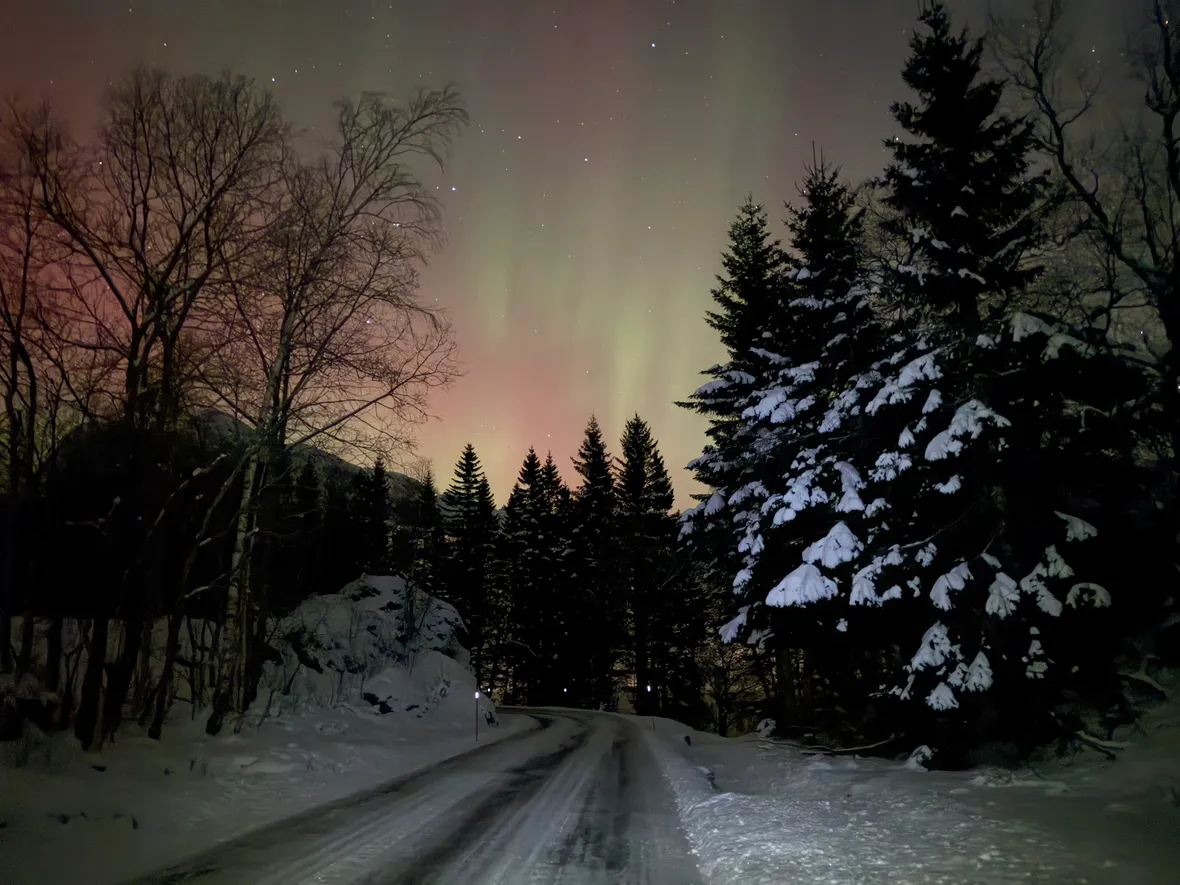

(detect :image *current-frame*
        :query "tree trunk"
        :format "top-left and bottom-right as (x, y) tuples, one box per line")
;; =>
(240, 605), (269, 721)
(45, 617), (62, 693)
(148, 612), (183, 739)
(103, 616), (143, 741)
(56, 620), (82, 730)
(0, 497), (14, 675)
(207, 453), (260, 735)
(0, 610), (9, 674)
(800, 649), (815, 720)
(751, 644), (776, 699)
(17, 610), (35, 673)
(134, 619), (154, 710)
(486, 650), (503, 700)
(774, 644), (797, 730)
(634, 601), (651, 716)
(74, 618), (109, 750)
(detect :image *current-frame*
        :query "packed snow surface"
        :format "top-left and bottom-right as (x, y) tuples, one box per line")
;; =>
(0, 704), (532, 885)
(4, 711), (700, 884)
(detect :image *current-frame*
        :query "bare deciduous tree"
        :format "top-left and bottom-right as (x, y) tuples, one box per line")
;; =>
(200, 87), (466, 734)
(0, 100), (72, 676)
(8, 71), (288, 748)
(993, 0), (1180, 554)
(25, 68), (287, 431)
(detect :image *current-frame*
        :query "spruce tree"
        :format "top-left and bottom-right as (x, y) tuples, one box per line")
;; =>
(502, 448), (571, 703)
(352, 455), (391, 574)
(536, 451), (572, 700)
(252, 449), (297, 613)
(320, 470), (361, 590)
(695, 160), (880, 733)
(285, 458), (323, 603)
(570, 416), (621, 708)
(878, 1), (1044, 332)
(503, 452), (539, 703)
(397, 468), (447, 649)
(707, 4), (1118, 756)
(441, 443), (498, 683)
(407, 467), (445, 597)
(617, 415), (674, 715)
(617, 415), (708, 720)
(680, 199), (787, 509)
(859, 2), (1117, 754)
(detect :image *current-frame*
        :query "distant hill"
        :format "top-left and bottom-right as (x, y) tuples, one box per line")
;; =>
(193, 409), (423, 503)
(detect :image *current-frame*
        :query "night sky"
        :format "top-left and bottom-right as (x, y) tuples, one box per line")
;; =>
(0, 0), (1125, 508)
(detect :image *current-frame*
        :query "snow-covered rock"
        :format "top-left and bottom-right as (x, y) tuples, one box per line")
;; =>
(259, 575), (496, 723)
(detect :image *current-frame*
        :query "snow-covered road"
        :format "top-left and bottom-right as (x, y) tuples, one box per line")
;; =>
(129, 710), (704, 885)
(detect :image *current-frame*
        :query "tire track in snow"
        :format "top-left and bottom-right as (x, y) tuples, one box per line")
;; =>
(135, 713), (702, 885)
(377, 724), (597, 884)
(133, 714), (560, 885)
(379, 715), (704, 885)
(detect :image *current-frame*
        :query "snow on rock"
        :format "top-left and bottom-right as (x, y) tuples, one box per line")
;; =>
(260, 574), (479, 717)
(906, 744), (935, 770)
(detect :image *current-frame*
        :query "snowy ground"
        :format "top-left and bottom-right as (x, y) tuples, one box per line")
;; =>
(0, 698), (533, 885)
(1, 575), (528, 884)
(641, 708), (1180, 885)
(7, 695), (1179, 885)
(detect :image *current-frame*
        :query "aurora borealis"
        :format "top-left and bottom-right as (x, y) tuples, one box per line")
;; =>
(1, 0), (1125, 508)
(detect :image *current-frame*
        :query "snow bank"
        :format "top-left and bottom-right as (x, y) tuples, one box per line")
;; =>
(0, 575), (521, 885)
(0, 702), (534, 885)
(1027, 667), (1180, 808)
(640, 715), (1180, 884)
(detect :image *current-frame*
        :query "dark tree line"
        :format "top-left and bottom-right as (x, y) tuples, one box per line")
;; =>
(682, 2), (1177, 765)
(415, 418), (709, 723)
(8, 1), (1172, 764)
(0, 68), (465, 746)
